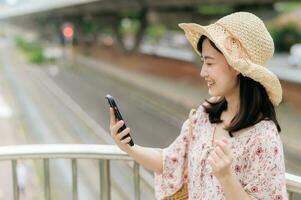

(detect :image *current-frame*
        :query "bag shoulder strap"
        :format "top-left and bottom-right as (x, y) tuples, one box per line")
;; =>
(187, 108), (197, 144)
(182, 108), (197, 184)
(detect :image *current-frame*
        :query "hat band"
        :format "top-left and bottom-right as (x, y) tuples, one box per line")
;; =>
(215, 22), (253, 63)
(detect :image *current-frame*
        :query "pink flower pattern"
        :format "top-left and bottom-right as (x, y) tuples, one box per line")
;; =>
(154, 105), (288, 200)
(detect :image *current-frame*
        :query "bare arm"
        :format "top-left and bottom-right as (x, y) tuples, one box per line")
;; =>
(127, 145), (163, 174)
(109, 108), (163, 174)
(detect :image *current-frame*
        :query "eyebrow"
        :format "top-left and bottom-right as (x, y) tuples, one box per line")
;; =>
(203, 56), (214, 60)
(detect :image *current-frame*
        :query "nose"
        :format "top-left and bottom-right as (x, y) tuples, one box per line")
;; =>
(200, 63), (207, 78)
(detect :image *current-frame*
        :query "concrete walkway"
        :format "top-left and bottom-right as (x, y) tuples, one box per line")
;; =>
(0, 66), (43, 200)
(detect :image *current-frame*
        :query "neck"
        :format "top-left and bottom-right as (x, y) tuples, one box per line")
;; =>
(224, 91), (240, 120)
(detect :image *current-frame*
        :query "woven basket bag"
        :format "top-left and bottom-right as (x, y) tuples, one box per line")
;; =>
(163, 108), (196, 200)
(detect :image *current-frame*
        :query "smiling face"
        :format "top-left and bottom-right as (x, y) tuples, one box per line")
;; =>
(200, 38), (240, 97)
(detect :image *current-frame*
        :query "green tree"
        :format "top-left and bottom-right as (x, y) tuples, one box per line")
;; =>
(270, 24), (301, 52)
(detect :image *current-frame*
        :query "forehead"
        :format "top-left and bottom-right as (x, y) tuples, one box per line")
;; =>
(201, 39), (221, 58)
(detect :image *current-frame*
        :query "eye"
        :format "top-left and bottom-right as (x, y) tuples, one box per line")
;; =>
(206, 63), (213, 66)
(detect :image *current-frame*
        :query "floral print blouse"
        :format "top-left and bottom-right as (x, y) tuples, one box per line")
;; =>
(154, 105), (287, 200)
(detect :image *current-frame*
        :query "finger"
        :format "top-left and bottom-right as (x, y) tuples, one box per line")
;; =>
(222, 137), (229, 143)
(215, 146), (227, 159)
(208, 156), (217, 169)
(216, 140), (233, 162)
(110, 107), (116, 128)
(211, 151), (221, 162)
(111, 120), (124, 136)
(215, 140), (230, 155)
(117, 128), (130, 140)
(121, 136), (131, 145)
(116, 128), (130, 140)
(222, 138), (232, 149)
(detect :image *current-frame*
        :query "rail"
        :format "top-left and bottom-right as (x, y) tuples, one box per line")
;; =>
(0, 144), (300, 200)
(0, 144), (139, 200)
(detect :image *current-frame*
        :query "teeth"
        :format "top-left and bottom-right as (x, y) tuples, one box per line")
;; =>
(205, 79), (215, 87)
(207, 82), (215, 87)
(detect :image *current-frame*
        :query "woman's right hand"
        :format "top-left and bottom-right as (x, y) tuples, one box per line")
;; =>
(109, 107), (132, 153)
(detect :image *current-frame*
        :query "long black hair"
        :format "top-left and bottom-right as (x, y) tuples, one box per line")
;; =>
(197, 35), (281, 137)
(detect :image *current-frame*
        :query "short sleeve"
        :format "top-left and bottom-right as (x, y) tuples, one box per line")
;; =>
(243, 121), (288, 200)
(153, 105), (204, 200)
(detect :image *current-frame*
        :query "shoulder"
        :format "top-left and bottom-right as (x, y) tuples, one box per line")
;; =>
(181, 102), (208, 130)
(254, 120), (279, 139)
(247, 120), (282, 153)
(194, 103), (207, 121)
(243, 120), (285, 174)
(182, 97), (221, 129)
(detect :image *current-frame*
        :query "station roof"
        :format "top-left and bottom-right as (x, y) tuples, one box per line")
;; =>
(0, 0), (292, 20)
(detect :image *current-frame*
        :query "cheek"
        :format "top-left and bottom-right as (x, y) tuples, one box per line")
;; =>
(207, 67), (220, 81)
(208, 67), (227, 83)
(218, 74), (239, 95)
(210, 67), (238, 92)
(212, 64), (236, 83)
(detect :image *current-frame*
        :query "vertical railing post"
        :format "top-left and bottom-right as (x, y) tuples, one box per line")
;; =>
(288, 191), (293, 200)
(12, 160), (19, 200)
(99, 160), (111, 200)
(72, 159), (78, 200)
(43, 159), (51, 200)
(133, 162), (140, 200)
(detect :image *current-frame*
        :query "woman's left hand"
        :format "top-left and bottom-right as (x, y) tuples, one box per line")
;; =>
(208, 137), (234, 181)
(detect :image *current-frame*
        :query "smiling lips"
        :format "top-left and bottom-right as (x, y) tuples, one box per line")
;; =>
(206, 79), (215, 87)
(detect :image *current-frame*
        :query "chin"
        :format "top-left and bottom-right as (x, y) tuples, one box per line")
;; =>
(208, 89), (220, 97)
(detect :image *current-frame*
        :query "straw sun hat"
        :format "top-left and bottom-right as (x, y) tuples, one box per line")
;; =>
(179, 12), (282, 106)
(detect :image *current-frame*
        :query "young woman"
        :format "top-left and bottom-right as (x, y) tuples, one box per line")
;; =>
(109, 12), (287, 200)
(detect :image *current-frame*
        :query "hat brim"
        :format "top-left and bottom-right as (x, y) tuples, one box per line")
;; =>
(178, 23), (282, 106)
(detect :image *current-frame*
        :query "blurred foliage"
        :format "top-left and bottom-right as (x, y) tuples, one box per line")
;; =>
(15, 37), (45, 64)
(82, 20), (100, 34)
(145, 24), (167, 43)
(269, 24), (301, 52)
(119, 18), (140, 34)
(274, 2), (301, 13)
(196, 5), (234, 15)
(116, 9), (147, 34)
(118, 18), (167, 42)
(100, 27), (113, 35)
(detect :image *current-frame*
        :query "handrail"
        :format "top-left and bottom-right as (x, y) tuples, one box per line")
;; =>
(0, 144), (131, 160)
(0, 144), (138, 200)
(286, 173), (301, 193)
(0, 144), (300, 200)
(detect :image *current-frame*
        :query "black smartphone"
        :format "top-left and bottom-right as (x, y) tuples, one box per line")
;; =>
(105, 94), (134, 146)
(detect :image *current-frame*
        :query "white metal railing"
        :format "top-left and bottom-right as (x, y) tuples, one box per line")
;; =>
(0, 144), (300, 200)
(286, 172), (301, 199)
(0, 144), (140, 200)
